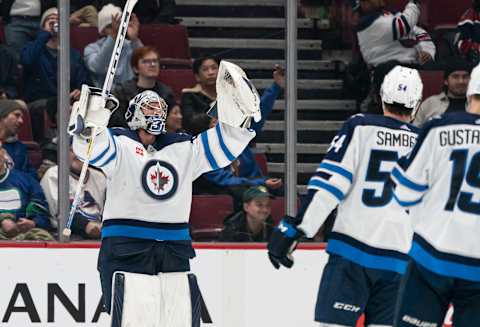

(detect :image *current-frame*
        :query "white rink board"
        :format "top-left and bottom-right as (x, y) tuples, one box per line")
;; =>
(0, 246), (328, 327)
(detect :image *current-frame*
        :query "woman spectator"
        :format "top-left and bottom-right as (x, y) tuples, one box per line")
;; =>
(166, 105), (183, 133)
(110, 46), (176, 128)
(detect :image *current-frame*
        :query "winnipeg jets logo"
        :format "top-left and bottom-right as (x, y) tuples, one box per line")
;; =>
(141, 160), (178, 200)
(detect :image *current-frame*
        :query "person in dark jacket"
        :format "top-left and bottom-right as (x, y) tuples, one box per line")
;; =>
(180, 55), (220, 135)
(0, 99), (37, 179)
(20, 7), (89, 103)
(0, 45), (18, 99)
(1, 0), (56, 58)
(110, 46), (176, 128)
(220, 186), (274, 242)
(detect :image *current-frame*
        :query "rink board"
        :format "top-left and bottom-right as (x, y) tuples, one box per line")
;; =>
(0, 242), (452, 327)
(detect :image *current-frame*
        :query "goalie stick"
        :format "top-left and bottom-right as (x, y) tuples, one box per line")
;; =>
(62, 0), (138, 238)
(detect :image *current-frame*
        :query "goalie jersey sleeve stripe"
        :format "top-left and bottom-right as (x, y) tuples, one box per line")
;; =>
(215, 123), (236, 161)
(72, 128), (119, 172)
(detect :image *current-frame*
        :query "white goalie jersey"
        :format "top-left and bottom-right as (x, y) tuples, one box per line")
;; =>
(298, 114), (419, 274)
(72, 123), (255, 240)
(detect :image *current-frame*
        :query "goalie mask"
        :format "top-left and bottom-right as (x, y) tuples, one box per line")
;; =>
(380, 65), (423, 119)
(125, 90), (168, 135)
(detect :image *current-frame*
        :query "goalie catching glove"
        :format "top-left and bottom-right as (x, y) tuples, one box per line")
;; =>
(267, 216), (304, 269)
(68, 84), (119, 138)
(207, 61), (261, 128)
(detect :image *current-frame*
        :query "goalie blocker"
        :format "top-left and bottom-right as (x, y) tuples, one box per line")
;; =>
(110, 271), (211, 327)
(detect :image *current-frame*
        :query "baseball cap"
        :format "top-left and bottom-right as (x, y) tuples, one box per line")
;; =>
(243, 186), (273, 203)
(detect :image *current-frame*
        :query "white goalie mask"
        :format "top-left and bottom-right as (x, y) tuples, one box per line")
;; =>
(125, 90), (168, 135)
(380, 65), (423, 119)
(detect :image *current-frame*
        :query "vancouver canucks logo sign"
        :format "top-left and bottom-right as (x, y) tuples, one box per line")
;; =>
(141, 160), (178, 200)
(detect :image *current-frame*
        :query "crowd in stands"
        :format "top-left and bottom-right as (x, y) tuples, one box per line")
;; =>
(0, 0), (478, 242)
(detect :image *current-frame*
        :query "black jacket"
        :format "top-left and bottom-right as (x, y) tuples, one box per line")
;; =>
(1, 0), (56, 22)
(219, 211), (274, 242)
(180, 84), (215, 136)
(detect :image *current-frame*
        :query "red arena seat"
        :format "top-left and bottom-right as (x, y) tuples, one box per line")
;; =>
(139, 24), (191, 60)
(157, 68), (196, 101)
(419, 70), (444, 100)
(254, 153), (268, 176)
(190, 195), (233, 240)
(70, 26), (100, 55)
(18, 109), (33, 142)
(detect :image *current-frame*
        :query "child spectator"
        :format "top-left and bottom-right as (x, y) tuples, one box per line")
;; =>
(219, 186), (274, 242)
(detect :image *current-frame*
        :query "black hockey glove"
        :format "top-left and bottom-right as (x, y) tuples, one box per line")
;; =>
(267, 216), (304, 269)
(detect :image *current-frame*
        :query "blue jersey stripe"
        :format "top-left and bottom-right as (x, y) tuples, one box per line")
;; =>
(99, 132), (118, 167)
(308, 179), (345, 201)
(102, 225), (191, 241)
(327, 239), (408, 274)
(410, 241), (480, 282)
(392, 167), (428, 192)
(215, 123), (235, 161)
(90, 139), (111, 164)
(393, 193), (423, 207)
(200, 131), (219, 170)
(319, 162), (353, 183)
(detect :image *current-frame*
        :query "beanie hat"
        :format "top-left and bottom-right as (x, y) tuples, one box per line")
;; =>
(444, 57), (472, 80)
(98, 4), (122, 34)
(40, 7), (58, 28)
(0, 100), (23, 119)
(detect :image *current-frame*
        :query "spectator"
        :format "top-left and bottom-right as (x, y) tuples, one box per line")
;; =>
(0, 99), (37, 179)
(0, 146), (53, 240)
(1, 0), (56, 58)
(166, 105), (183, 133)
(110, 46), (175, 128)
(181, 55), (220, 135)
(84, 4), (143, 89)
(456, 0), (480, 64)
(70, 0), (99, 27)
(195, 66), (285, 211)
(41, 150), (105, 239)
(354, 0), (435, 67)
(219, 186), (274, 242)
(0, 45), (18, 99)
(104, 0), (178, 24)
(21, 7), (89, 103)
(414, 58), (472, 126)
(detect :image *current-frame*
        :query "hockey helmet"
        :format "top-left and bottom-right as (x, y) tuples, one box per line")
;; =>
(125, 90), (168, 135)
(380, 65), (423, 117)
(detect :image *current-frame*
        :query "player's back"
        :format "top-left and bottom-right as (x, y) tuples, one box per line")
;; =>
(393, 112), (480, 281)
(322, 114), (418, 273)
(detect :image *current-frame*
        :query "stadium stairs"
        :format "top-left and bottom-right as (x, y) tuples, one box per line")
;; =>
(176, 0), (357, 193)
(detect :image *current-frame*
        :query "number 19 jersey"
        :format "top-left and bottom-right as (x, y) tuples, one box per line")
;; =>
(298, 114), (418, 274)
(393, 112), (480, 282)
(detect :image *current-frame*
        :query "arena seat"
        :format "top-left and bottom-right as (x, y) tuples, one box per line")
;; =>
(254, 152), (268, 176)
(70, 26), (99, 55)
(139, 24), (191, 60)
(157, 68), (196, 101)
(419, 70), (444, 100)
(0, 22), (4, 43)
(18, 109), (33, 142)
(24, 142), (42, 169)
(190, 195), (233, 241)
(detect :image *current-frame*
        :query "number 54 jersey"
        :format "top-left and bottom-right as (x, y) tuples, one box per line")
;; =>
(393, 112), (480, 282)
(298, 114), (419, 274)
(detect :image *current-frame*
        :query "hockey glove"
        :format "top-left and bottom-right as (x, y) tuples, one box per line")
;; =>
(267, 216), (304, 269)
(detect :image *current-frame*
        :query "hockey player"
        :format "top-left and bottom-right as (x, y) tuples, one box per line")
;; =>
(391, 65), (480, 327)
(69, 61), (260, 326)
(267, 66), (423, 327)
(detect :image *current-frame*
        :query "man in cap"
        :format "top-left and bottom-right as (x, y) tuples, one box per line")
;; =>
(414, 58), (472, 126)
(84, 3), (143, 89)
(0, 99), (37, 179)
(219, 186), (275, 242)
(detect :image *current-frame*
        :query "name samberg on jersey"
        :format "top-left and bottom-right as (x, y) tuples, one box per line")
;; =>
(298, 114), (419, 274)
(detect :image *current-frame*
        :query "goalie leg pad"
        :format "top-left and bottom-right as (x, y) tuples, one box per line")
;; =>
(110, 272), (212, 327)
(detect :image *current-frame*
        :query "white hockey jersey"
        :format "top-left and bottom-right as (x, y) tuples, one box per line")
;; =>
(298, 114), (418, 274)
(393, 112), (480, 282)
(357, 2), (436, 66)
(72, 123), (255, 241)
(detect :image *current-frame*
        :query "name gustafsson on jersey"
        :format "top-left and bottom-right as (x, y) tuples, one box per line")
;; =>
(439, 128), (480, 146)
(376, 131), (416, 147)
